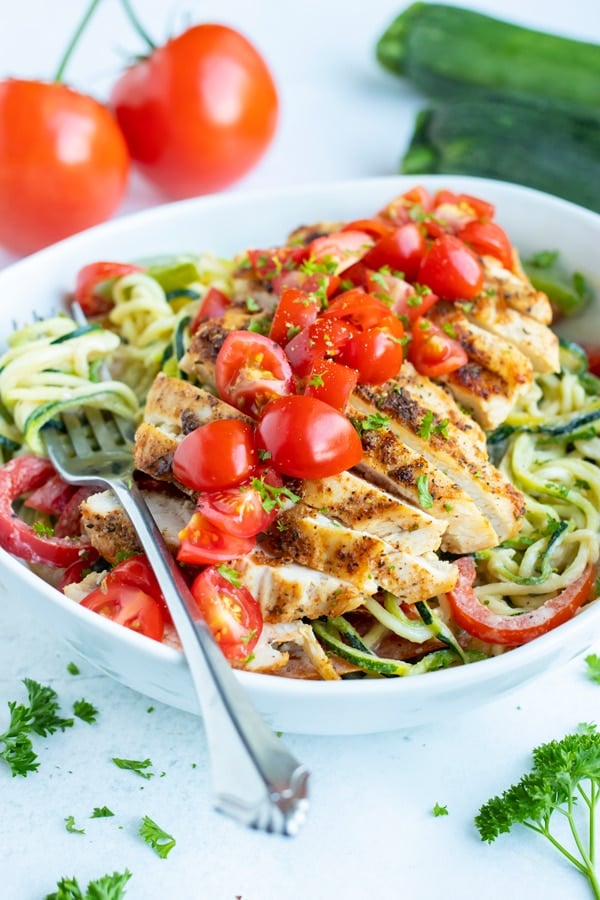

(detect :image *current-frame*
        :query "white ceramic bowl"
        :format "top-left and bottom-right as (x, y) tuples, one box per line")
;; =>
(1, 175), (598, 735)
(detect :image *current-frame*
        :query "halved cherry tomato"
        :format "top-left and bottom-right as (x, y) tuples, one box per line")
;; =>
(360, 223), (426, 281)
(340, 218), (391, 239)
(81, 584), (165, 642)
(215, 330), (295, 417)
(284, 317), (356, 377)
(419, 234), (484, 301)
(337, 321), (405, 384)
(54, 486), (96, 539)
(177, 512), (256, 565)
(271, 267), (340, 300)
(255, 395), (362, 479)
(0, 455), (87, 567)
(308, 230), (374, 274)
(380, 185), (432, 225)
(173, 419), (257, 492)
(446, 556), (596, 646)
(103, 552), (172, 625)
(74, 262), (144, 316)
(246, 245), (309, 279)
(190, 286), (231, 332)
(190, 566), (262, 662)
(196, 468), (283, 537)
(304, 358), (358, 412)
(365, 271), (438, 323)
(408, 318), (468, 378)
(433, 190), (495, 221)
(321, 289), (393, 331)
(458, 220), (513, 270)
(268, 287), (321, 346)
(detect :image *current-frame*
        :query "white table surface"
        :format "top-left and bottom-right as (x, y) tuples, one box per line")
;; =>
(1, 1), (600, 898)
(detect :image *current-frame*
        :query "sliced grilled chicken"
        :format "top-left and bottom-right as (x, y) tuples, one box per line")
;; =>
(80, 487), (195, 564)
(350, 382), (525, 545)
(428, 303), (534, 429)
(296, 470), (447, 556)
(462, 291), (560, 374)
(481, 253), (553, 324)
(244, 621), (342, 679)
(263, 503), (457, 602)
(232, 549), (363, 622)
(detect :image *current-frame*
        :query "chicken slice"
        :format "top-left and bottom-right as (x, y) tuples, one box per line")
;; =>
(232, 549), (363, 622)
(481, 253), (553, 324)
(296, 470), (446, 555)
(80, 487), (195, 564)
(427, 304), (534, 429)
(263, 504), (457, 602)
(350, 383), (525, 545)
(244, 621), (342, 679)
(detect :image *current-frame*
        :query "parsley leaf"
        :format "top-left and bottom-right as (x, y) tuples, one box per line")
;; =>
(64, 815), (86, 834)
(416, 474), (434, 510)
(45, 870), (132, 900)
(90, 806), (115, 818)
(585, 653), (600, 685)
(112, 757), (154, 779)
(139, 815), (176, 859)
(433, 802), (448, 817)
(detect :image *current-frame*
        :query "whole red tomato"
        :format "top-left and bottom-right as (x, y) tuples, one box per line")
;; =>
(0, 79), (129, 255)
(110, 24), (279, 199)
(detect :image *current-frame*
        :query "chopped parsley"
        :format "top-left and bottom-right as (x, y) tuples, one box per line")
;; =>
(73, 699), (99, 724)
(416, 474), (434, 509)
(90, 806), (115, 818)
(351, 413), (390, 434)
(217, 564), (242, 587)
(432, 802), (448, 817)
(66, 662), (80, 676)
(64, 815), (85, 834)
(585, 653), (600, 685)
(0, 679), (73, 777)
(112, 757), (154, 780)
(251, 476), (300, 513)
(139, 815), (176, 859)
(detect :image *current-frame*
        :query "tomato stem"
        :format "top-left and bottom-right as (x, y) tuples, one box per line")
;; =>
(119, 0), (156, 51)
(54, 0), (104, 83)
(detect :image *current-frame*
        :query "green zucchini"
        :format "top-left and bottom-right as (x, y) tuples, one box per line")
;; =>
(376, 3), (600, 120)
(401, 98), (600, 214)
(522, 252), (594, 317)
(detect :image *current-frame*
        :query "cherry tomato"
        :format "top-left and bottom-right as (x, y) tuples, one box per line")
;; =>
(190, 566), (262, 662)
(284, 317), (356, 377)
(433, 190), (495, 221)
(458, 221), (514, 270)
(446, 556), (596, 646)
(419, 234), (484, 301)
(74, 262), (144, 316)
(81, 584), (165, 642)
(196, 468), (283, 538)
(271, 267), (340, 300)
(0, 80), (129, 255)
(360, 223), (427, 281)
(340, 218), (391, 238)
(269, 287), (321, 346)
(255, 395), (363, 479)
(215, 330), (295, 417)
(321, 289), (393, 331)
(54, 486), (96, 539)
(246, 246), (309, 280)
(57, 548), (100, 592)
(338, 321), (405, 384)
(24, 474), (77, 516)
(379, 185), (432, 225)
(100, 552), (174, 625)
(365, 271), (438, 323)
(408, 318), (468, 378)
(177, 511), (256, 565)
(190, 286), (231, 332)
(173, 419), (257, 492)
(0, 455), (87, 567)
(304, 358), (358, 412)
(308, 230), (374, 274)
(110, 24), (278, 199)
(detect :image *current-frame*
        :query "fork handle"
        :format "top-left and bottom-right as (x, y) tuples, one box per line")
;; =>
(111, 479), (309, 835)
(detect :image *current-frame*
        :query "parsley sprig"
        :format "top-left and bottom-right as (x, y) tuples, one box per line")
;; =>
(0, 679), (74, 777)
(46, 870), (131, 900)
(476, 728), (600, 898)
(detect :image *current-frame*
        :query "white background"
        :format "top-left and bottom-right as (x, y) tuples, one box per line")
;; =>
(1, 2), (600, 898)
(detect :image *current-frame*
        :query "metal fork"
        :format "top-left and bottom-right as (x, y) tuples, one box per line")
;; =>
(43, 407), (309, 836)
